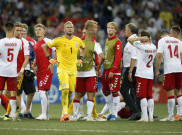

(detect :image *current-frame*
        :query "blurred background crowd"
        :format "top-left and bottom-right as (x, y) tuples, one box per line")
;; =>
(0, 0), (182, 83)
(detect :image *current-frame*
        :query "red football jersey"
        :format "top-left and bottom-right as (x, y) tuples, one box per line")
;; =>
(33, 38), (52, 73)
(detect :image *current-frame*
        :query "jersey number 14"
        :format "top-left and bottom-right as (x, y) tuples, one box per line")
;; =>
(168, 45), (179, 58)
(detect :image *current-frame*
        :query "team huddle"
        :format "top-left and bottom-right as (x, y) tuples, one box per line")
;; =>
(0, 20), (181, 122)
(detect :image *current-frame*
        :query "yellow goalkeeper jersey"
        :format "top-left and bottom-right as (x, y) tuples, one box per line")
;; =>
(48, 35), (85, 75)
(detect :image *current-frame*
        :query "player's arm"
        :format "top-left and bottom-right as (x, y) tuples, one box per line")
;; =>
(128, 36), (149, 45)
(32, 58), (37, 75)
(95, 43), (105, 70)
(42, 43), (58, 66)
(128, 46), (137, 82)
(156, 53), (163, 78)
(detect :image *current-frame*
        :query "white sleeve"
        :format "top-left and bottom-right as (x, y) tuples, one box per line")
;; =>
(180, 41), (182, 53)
(94, 42), (103, 55)
(0, 41), (2, 53)
(157, 39), (164, 53)
(133, 41), (146, 50)
(23, 39), (29, 56)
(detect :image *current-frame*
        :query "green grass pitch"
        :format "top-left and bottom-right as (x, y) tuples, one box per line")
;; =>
(0, 104), (182, 135)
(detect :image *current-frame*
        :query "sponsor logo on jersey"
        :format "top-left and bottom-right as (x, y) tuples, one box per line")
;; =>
(75, 43), (78, 47)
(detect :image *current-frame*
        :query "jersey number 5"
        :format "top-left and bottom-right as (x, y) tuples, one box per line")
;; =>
(7, 48), (14, 62)
(168, 45), (179, 58)
(146, 55), (153, 68)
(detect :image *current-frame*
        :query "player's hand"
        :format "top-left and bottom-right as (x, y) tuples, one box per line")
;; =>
(17, 72), (23, 79)
(141, 36), (149, 42)
(128, 72), (132, 82)
(156, 71), (160, 78)
(77, 59), (83, 67)
(48, 64), (53, 74)
(49, 59), (59, 66)
(96, 69), (102, 78)
(108, 72), (113, 79)
(32, 66), (37, 76)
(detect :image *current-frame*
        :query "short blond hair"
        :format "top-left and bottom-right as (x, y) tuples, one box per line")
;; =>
(64, 21), (74, 28)
(22, 23), (28, 31)
(34, 23), (46, 30)
(14, 22), (22, 28)
(107, 22), (118, 30)
(84, 20), (95, 30)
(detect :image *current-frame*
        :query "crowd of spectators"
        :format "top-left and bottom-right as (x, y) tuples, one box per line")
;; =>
(0, 0), (181, 83)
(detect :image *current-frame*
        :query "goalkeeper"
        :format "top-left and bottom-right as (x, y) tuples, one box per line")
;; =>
(42, 21), (85, 122)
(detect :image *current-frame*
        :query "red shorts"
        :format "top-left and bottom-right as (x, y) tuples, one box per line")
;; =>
(37, 71), (53, 91)
(163, 73), (182, 90)
(136, 77), (153, 99)
(0, 76), (18, 91)
(75, 77), (97, 93)
(102, 70), (121, 92)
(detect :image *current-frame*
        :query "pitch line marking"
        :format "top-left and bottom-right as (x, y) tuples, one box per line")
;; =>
(0, 128), (182, 134)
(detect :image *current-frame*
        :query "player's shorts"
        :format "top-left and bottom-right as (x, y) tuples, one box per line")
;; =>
(102, 70), (121, 92)
(37, 70), (53, 91)
(75, 77), (97, 93)
(17, 75), (24, 90)
(58, 72), (76, 91)
(163, 72), (182, 90)
(0, 76), (18, 91)
(17, 71), (36, 95)
(136, 77), (153, 99)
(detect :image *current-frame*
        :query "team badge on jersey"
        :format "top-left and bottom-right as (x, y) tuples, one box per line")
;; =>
(75, 43), (78, 47)
(62, 83), (66, 87)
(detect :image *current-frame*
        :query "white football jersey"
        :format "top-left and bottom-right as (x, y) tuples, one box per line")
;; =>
(134, 41), (157, 79)
(0, 38), (22, 77)
(21, 37), (30, 56)
(157, 36), (182, 74)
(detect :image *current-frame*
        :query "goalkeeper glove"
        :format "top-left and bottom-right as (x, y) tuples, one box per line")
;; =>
(77, 56), (84, 67)
(47, 56), (59, 66)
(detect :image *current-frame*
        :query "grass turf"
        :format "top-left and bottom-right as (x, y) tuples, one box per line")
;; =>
(0, 104), (182, 135)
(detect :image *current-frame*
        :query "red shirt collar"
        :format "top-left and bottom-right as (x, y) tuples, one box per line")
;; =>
(108, 35), (117, 41)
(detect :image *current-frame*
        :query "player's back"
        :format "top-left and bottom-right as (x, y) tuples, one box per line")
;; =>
(0, 38), (22, 77)
(157, 36), (182, 74)
(135, 42), (156, 79)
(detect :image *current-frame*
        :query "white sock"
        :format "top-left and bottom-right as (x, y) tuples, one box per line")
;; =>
(20, 95), (26, 114)
(118, 102), (126, 112)
(177, 96), (182, 116)
(112, 96), (120, 117)
(46, 91), (49, 119)
(39, 90), (47, 116)
(105, 94), (113, 114)
(87, 100), (94, 117)
(140, 98), (148, 119)
(79, 98), (84, 114)
(100, 104), (109, 115)
(73, 100), (80, 117)
(168, 98), (175, 117)
(10, 99), (17, 118)
(148, 99), (154, 119)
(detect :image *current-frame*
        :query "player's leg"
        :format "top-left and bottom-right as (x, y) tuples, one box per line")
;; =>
(92, 77), (98, 119)
(23, 75), (36, 119)
(147, 79), (154, 122)
(102, 71), (112, 120)
(109, 75), (121, 121)
(174, 73), (182, 121)
(7, 77), (19, 121)
(58, 73), (70, 122)
(0, 76), (5, 109)
(36, 71), (52, 120)
(4, 89), (11, 120)
(160, 74), (175, 121)
(136, 77), (148, 122)
(86, 92), (95, 121)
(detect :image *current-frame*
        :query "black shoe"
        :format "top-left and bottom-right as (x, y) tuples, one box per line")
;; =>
(18, 113), (24, 119)
(153, 115), (158, 119)
(128, 112), (141, 120)
(24, 113), (34, 119)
